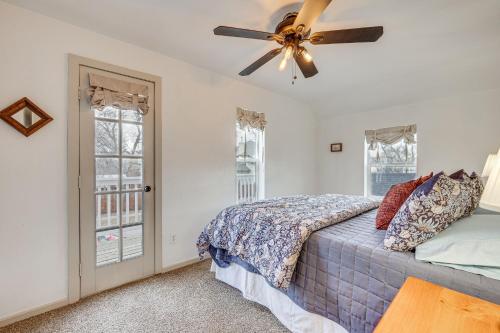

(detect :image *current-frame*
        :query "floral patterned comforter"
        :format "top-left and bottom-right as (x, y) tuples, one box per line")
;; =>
(197, 194), (380, 289)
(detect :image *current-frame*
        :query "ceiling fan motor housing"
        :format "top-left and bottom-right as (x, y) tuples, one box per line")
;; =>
(275, 12), (310, 48)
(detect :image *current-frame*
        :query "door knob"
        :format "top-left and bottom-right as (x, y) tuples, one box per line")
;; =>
(144, 185), (152, 192)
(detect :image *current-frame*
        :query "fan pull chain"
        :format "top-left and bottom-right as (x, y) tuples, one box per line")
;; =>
(292, 60), (297, 85)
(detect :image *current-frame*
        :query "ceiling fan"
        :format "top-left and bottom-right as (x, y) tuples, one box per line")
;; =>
(214, 0), (383, 79)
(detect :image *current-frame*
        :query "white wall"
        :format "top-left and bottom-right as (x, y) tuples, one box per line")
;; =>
(317, 88), (500, 195)
(0, 2), (317, 320)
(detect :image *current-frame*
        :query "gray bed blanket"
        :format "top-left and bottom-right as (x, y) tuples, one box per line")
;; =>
(197, 194), (380, 289)
(286, 209), (500, 333)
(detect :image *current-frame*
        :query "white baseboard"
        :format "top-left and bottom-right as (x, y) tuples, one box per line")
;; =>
(161, 257), (208, 273)
(0, 298), (68, 328)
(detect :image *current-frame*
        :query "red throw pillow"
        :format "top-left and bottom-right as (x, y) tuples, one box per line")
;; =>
(375, 173), (433, 230)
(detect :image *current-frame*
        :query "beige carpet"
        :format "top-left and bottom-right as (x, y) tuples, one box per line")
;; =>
(1, 261), (289, 333)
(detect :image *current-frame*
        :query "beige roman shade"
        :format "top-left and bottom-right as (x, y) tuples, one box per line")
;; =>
(365, 124), (417, 150)
(87, 73), (150, 114)
(237, 108), (266, 130)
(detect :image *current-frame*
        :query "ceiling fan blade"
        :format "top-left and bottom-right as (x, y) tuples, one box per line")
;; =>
(239, 48), (283, 76)
(310, 26), (384, 44)
(214, 26), (278, 41)
(293, 0), (332, 34)
(294, 50), (318, 78)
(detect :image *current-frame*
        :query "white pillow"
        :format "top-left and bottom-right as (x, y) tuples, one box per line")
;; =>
(415, 214), (500, 279)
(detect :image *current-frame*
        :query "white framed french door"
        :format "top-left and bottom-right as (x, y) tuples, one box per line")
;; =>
(78, 65), (156, 297)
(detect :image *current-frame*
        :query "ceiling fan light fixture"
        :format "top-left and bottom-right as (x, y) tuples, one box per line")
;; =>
(284, 45), (293, 60)
(279, 57), (288, 71)
(279, 45), (294, 71)
(301, 49), (313, 62)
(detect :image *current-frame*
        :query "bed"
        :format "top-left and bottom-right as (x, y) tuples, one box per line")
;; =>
(207, 208), (500, 333)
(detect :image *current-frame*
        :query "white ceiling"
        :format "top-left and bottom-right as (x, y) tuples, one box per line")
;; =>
(5, 0), (500, 115)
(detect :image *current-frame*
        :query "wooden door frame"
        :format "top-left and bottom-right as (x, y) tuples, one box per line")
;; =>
(67, 54), (163, 303)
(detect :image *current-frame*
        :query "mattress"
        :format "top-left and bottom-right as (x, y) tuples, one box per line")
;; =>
(284, 209), (500, 333)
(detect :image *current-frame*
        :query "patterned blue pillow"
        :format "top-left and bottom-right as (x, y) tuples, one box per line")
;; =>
(384, 172), (482, 252)
(448, 170), (483, 217)
(461, 172), (484, 217)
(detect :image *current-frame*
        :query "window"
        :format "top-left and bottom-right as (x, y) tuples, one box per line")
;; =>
(365, 125), (417, 196)
(235, 109), (265, 204)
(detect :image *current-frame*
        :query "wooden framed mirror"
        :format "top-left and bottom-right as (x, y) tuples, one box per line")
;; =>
(0, 97), (53, 137)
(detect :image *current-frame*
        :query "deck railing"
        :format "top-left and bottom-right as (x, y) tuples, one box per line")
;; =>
(237, 174), (258, 204)
(96, 176), (142, 230)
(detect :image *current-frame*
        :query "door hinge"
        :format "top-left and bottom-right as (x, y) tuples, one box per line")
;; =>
(78, 175), (81, 189)
(79, 263), (82, 277)
(78, 87), (81, 100)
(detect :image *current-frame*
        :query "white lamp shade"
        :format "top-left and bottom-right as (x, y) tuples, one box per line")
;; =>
(480, 149), (500, 212)
(482, 154), (497, 178)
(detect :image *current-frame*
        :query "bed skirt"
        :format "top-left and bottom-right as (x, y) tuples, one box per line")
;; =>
(211, 261), (347, 333)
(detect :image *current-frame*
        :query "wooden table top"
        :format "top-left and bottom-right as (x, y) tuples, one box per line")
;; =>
(374, 277), (500, 333)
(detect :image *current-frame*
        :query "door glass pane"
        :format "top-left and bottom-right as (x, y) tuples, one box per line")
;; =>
(122, 123), (142, 156)
(95, 120), (119, 155)
(122, 109), (143, 123)
(95, 106), (119, 120)
(96, 193), (120, 229)
(95, 158), (119, 192)
(121, 192), (143, 225)
(122, 123), (143, 156)
(123, 225), (143, 260)
(122, 158), (143, 190)
(96, 229), (120, 266)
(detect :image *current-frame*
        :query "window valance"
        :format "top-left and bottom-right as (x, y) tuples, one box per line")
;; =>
(365, 124), (416, 150)
(87, 73), (150, 115)
(237, 108), (266, 131)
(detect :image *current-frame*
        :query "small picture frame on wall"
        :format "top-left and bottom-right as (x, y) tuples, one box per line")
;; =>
(330, 143), (343, 152)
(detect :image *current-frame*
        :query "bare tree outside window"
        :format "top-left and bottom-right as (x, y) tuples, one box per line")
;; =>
(95, 108), (143, 191)
(366, 139), (417, 196)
